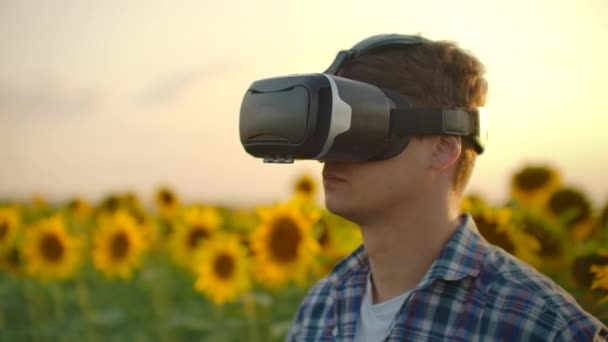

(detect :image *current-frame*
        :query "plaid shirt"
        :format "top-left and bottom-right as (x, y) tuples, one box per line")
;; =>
(286, 214), (608, 341)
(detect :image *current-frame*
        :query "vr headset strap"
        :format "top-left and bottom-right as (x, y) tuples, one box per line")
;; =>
(389, 108), (475, 137)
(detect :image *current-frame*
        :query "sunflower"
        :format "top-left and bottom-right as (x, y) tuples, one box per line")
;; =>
(32, 194), (48, 211)
(511, 165), (560, 209)
(93, 210), (146, 279)
(0, 207), (20, 252)
(22, 216), (82, 281)
(313, 211), (362, 276)
(251, 201), (321, 288)
(460, 194), (488, 214)
(121, 192), (143, 213)
(155, 186), (181, 220)
(169, 206), (222, 270)
(472, 208), (515, 252)
(194, 233), (251, 305)
(293, 174), (318, 202)
(99, 195), (121, 213)
(66, 197), (91, 219)
(0, 246), (24, 276)
(316, 211), (361, 260)
(598, 202), (608, 235)
(591, 250), (608, 303)
(518, 213), (565, 272)
(546, 187), (593, 240)
(227, 209), (258, 235)
(507, 227), (542, 269)
(222, 209), (259, 254)
(472, 207), (541, 267)
(571, 252), (608, 288)
(133, 212), (160, 251)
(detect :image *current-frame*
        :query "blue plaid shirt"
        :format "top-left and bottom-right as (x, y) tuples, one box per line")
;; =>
(286, 214), (608, 341)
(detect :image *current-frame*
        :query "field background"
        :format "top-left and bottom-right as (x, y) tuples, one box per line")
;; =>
(1, 166), (608, 341)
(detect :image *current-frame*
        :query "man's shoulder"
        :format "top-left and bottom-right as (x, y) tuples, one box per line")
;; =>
(300, 275), (334, 306)
(290, 245), (366, 323)
(483, 246), (582, 313)
(285, 276), (336, 341)
(480, 246), (608, 339)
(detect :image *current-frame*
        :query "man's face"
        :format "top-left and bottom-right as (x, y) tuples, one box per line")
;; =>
(322, 137), (436, 223)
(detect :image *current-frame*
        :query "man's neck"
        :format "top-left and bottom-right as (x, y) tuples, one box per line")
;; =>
(359, 191), (461, 304)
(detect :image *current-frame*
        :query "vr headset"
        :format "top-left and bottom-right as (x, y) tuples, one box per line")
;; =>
(239, 34), (487, 163)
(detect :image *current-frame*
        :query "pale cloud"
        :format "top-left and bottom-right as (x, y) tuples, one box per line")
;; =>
(0, 80), (100, 118)
(133, 61), (237, 108)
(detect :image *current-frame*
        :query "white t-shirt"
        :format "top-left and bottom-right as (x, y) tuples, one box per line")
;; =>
(353, 272), (412, 342)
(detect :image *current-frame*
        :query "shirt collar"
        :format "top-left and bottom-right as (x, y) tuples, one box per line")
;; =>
(327, 213), (488, 288)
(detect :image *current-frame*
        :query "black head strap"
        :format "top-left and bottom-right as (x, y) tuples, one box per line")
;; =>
(324, 34), (429, 75)
(389, 106), (485, 154)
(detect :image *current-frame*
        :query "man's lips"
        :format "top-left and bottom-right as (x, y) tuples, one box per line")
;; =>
(322, 172), (346, 183)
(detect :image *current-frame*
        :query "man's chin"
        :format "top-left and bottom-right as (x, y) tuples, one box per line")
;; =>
(324, 198), (341, 214)
(324, 198), (358, 222)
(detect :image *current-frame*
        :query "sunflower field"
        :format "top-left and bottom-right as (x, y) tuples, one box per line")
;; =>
(1, 165), (607, 341)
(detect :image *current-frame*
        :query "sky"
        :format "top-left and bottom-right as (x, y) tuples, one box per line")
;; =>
(1, 0), (607, 208)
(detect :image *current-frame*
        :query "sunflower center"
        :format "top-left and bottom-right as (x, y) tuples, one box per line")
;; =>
(187, 226), (209, 250)
(160, 191), (175, 205)
(514, 167), (552, 191)
(102, 196), (120, 213)
(548, 189), (590, 226)
(601, 205), (608, 229)
(269, 217), (302, 263)
(40, 233), (65, 262)
(523, 222), (561, 257)
(571, 254), (608, 287)
(7, 246), (21, 267)
(297, 180), (313, 194)
(213, 252), (235, 280)
(110, 232), (130, 260)
(69, 199), (81, 210)
(0, 220), (8, 240)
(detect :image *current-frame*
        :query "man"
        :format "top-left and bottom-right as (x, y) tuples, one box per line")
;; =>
(285, 34), (608, 341)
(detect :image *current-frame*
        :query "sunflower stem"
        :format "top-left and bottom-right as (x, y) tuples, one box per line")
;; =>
(212, 303), (225, 336)
(0, 295), (5, 332)
(50, 282), (67, 342)
(0, 275), (6, 331)
(151, 258), (173, 342)
(75, 277), (99, 342)
(243, 292), (261, 342)
(24, 280), (42, 342)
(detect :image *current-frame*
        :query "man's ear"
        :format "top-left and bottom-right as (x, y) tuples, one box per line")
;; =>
(430, 136), (462, 171)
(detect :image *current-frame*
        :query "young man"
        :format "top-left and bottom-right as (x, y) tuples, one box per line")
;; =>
(285, 35), (608, 341)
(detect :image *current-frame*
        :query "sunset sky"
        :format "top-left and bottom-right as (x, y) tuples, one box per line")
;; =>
(1, 0), (607, 207)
